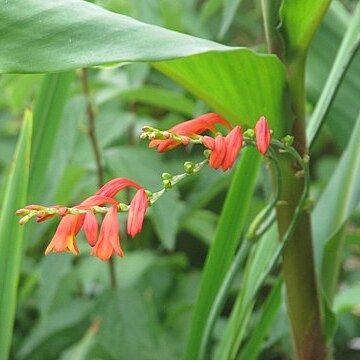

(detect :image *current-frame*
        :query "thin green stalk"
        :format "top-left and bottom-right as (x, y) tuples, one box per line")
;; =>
(80, 68), (117, 288)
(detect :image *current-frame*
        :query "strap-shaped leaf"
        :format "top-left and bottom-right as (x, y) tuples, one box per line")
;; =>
(0, 111), (33, 360)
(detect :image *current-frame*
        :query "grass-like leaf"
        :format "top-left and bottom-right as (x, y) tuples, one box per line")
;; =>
(0, 110), (33, 360)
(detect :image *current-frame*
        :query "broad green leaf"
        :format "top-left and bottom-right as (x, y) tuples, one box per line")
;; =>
(96, 288), (158, 360)
(119, 85), (195, 116)
(307, 2), (360, 145)
(156, 50), (285, 134)
(29, 71), (75, 202)
(313, 112), (360, 300)
(0, 1), (286, 133)
(183, 148), (262, 360)
(0, 0), (227, 74)
(279, 0), (332, 58)
(0, 110), (32, 360)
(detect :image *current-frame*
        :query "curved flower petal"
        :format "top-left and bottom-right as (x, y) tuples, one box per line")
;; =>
(222, 126), (243, 171)
(96, 178), (142, 198)
(127, 189), (149, 238)
(150, 113), (232, 152)
(83, 210), (98, 246)
(45, 215), (80, 255)
(90, 206), (123, 261)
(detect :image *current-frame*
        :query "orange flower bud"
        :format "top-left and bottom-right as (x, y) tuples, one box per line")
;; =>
(255, 116), (271, 154)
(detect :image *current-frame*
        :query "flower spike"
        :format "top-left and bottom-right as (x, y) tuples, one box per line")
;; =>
(255, 116), (271, 154)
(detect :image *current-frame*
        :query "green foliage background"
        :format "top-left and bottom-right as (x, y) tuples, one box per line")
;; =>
(0, 0), (359, 359)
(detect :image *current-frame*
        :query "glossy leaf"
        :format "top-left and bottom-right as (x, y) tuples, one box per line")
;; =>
(0, 110), (32, 360)
(0, 0), (227, 74)
(156, 50), (286, 134)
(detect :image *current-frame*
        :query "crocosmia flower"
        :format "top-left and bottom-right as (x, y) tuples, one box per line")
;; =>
(127, 188), (149, 238)
(45, 194), (118, 256)
(255, 116), (271, 154)
(150, 113), (232, 152)
(90, 206), (123, 261)
(96, 178), (142, 198)
(45, 214), (82, 255)
(202, 126), (243, 172)
(222, 126), (243, 171)
(83, 210), (98, 247)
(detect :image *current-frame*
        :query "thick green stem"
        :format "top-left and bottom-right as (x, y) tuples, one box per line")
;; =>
(277, 56), (326, 359)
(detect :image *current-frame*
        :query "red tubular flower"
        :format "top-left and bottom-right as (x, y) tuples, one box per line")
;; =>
(149, 113), (232, 152)
(222, 126), (243, 171)
(45, 195), (117, 256)
(209, 135), (227, 170)
(44, 178), (148, 259)
(127, 189), (149, 238)
(96, 178), (142, 198)
(83, 211), (98, 247)
(255, 116), (271, 154)
(90, 206), (123, 261)
(45, 214), (82, 255)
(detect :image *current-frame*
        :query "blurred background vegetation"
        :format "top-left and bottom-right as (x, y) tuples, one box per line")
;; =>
(1, 0), (359, 359)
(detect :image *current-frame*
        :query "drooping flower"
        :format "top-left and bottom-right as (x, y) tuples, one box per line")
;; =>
(127, 188), (149, 238)
(45, 194), (117, 256)
(202, 126), (243, 172)
(90, 206), (123, 261)
(45, 213), (84, 255)
(255, 116), (271, 155)
(83, 210), (98, 247)
(149, 113), (232, 152)
(222, 126), (243, 171)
